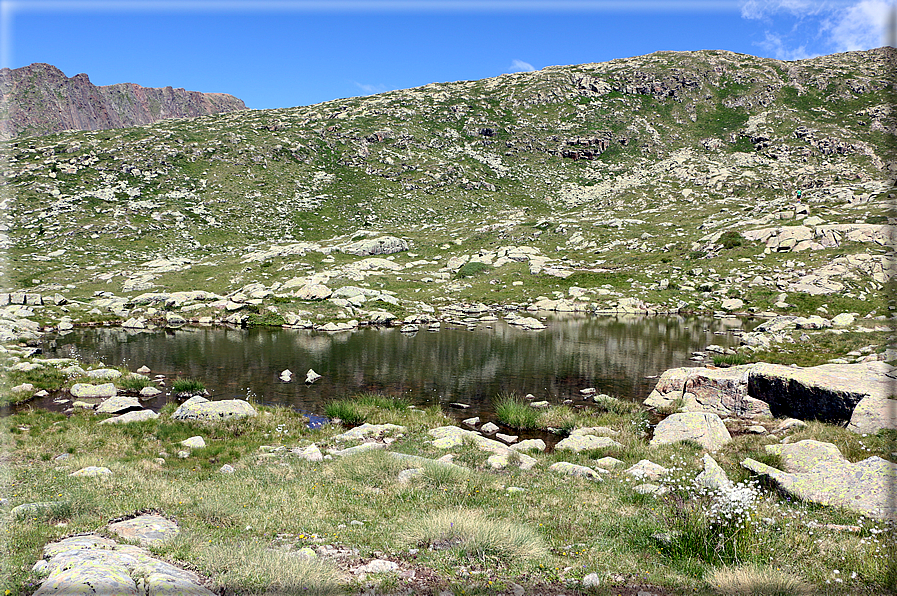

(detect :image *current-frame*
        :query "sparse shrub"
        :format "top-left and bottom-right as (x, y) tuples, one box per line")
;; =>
(494, 394), (538, 429)
(719, 230), (743, 249)
(536, 406), (578, 434)
(457, 261), (492, 278)
(172, 378), (205, 396)
(353, 392), (410, 410)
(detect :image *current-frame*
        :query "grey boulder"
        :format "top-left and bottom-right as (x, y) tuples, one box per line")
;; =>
(171, 396), (257, 421)
(650, 412), (731, 451)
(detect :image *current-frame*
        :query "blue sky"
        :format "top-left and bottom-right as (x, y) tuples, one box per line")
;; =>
(2, 1), (894, 110)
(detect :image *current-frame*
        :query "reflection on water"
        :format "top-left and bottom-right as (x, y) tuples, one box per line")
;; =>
(42, 314), (750, 420)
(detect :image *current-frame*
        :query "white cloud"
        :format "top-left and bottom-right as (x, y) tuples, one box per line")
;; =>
(824, 0), (893, 51)
(740, 0), (837, 19)
(508, 59), (535, 72)
(743, 0), (894, 59)
(757, 30), (816, 59)
(353, 81), (388, 95)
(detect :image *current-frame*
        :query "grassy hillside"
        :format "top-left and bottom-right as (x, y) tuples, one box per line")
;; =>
(2, 48), (894, 331)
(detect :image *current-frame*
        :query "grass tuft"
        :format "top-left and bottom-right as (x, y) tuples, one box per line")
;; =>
(161, 534), (343, 595)
(705, 564), (813, 595)
(117, 374), (153, 391)
(712, 354), (750, 367)
(324, 392), (410, 424)
(494, 393), (539, 429)
(172, 378), (205, 395)
(400, 508), (548, 566)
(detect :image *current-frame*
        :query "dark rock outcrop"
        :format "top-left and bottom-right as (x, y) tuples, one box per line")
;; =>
(746, 362), (893, 422)
(0, 63), (247, 139)
(645, 361), (896, 431)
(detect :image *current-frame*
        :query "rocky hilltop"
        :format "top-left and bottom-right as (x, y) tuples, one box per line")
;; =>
(2, 47), (894, 365)
(0, 63), (247, 139)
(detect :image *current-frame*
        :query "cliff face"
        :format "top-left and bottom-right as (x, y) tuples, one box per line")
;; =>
(0, 63), (247, 139)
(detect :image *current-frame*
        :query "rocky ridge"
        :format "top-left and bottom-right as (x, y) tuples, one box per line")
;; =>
(0, 63), (247, 139)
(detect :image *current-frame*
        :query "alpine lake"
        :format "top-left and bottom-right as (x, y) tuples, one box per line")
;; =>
(30, 314), (753, 429)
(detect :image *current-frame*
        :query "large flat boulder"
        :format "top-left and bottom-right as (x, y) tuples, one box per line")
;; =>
(847, 396), (897, 434)
(742, 440), (897, 521)
(342, 235), (409, 256)
(98, 410), (159, 425)
(650, 412), (731, 451)
(747, 361), (894, 423)
(428, 425), (511, 455)
(31, 534), (214, 596)
(332, 423), (406, 442)
(70, 383), (117, 399)
(170, 396), (257, 421)
(645, 361), (896, 432)
(643, 366), (769, 417)
(96, 396), (142, 415)
(108, 514), (179, 546)
(555, 434), (622, 453)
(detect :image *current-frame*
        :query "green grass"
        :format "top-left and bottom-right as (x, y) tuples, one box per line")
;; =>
(718, 230), (743, 250)
(324, 392), (410, 424)
(493, 394), (539, 429)
(712, 354), (750, 367)
(399, 508), (549, 568)
(3, 401), (897, 596)
(117, 374), (153, 391)
(746, 328), (890, 367)
(172, 378), (206, 395)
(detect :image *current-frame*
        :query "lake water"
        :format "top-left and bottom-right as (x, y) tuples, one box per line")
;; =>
(37, 314), (751, 422)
